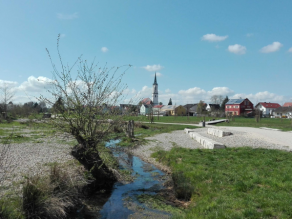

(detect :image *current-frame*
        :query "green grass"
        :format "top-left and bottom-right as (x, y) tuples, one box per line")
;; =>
(124, 115), (292, 131)
(124, 115), (208, 124)
(215, 117), (292, 131)
(152, 147), (292, 219)
(116, 123), (201, 147)
(0, 121), (58, 144)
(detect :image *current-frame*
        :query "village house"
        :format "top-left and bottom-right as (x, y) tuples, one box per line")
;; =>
(255, 102), (281, 116)
(206, 103), (220, 112)
(152, 105), (164, 115)
(161, 105), (186, 116)
(272, 107), (292, 118)
(140, 104), (152, 115)
(283, 102), (292, 107)
(225, 98), (254, 116)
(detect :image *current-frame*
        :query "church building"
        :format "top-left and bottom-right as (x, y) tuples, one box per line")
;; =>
(152, 73), (158, 106)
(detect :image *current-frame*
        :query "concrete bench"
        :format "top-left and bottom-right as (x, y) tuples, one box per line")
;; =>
(207, 128), (231, 137)
(189, 132), (226, 149)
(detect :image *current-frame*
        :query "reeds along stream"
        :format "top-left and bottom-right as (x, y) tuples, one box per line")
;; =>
(98, 139), (171, 219)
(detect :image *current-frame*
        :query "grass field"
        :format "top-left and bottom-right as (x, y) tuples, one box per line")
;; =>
(152, 147), (292, 219)
(215, 117), (292, 131)
(124, 115), (292, 131)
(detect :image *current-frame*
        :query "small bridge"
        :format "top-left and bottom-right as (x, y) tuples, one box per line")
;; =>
(199, 119), (228, 126)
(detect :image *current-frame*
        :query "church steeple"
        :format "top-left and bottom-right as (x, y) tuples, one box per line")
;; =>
(153, 72), (158, 85)
(152, 73), (158, 105)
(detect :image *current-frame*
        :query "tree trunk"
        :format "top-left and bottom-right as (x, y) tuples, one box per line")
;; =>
(71, 142), (116, 191)
(123, 120), (135, 138)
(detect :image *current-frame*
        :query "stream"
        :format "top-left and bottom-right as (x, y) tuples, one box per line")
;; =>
(98, 139), (171, 219)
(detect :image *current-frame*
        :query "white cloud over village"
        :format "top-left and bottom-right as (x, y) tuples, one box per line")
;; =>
(101, 47), (108, 53)
(260, 42), (283, 53)
(134, 85), (287, 106)
(228, 44), (246, 55)
(143, 64), (164, 72)
(201, 34), (228, 42)
(1, 76), (289, 106)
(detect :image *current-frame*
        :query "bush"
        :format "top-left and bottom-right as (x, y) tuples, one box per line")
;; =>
(172, 171), (194, 201)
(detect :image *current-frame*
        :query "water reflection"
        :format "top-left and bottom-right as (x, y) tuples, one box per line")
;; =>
(98, 139), (170, 219)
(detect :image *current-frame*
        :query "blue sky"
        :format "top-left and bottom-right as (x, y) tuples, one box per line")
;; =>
(1, 0), (292, 105)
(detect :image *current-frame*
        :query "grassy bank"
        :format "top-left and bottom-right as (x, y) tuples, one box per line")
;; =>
(115, 123), (201, 147)
(215, 117), (292, 131)
(152, 147), (292, 218)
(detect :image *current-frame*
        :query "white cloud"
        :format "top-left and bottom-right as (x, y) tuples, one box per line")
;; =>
(143, 64), (163, 72)
(231, 91), (285, 104)
(0, 80), (18, 88)
(228, 44), (246, 55)
(246, 33), (253, 37)
(133, 85), (287, 106)
(288, 47), (292, 53)
(57, 12), (78, 20)
(153, 72), (162, 77)
(101, 47), (108, 53)
(260, 42), (283, 53)
(207, 87), (234, 96)
(201, 34), (228, 42)
(18, 76), (54, 92)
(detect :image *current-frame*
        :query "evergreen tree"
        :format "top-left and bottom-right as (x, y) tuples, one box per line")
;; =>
(220, 96), (229, 111)
(168, 98), (172, 105)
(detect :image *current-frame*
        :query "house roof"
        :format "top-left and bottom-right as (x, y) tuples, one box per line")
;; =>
(161, 105), (175, 110)
(141, 98), (152, 104)
(183, 104), (197, 109)
(226, 99), (245, 104)
(256, 102), (281, 108)
(274, 106), (292, 113)
(153, 105), (164, 108)
(283, 102), (292, 107)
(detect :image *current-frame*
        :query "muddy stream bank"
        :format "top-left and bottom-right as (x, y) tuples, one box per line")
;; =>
(76, 139), (173, 219)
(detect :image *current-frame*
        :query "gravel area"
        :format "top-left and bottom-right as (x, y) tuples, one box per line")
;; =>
(0, 133), (75, 193)
(194, 127), (290, 150)
(129, 127), (292, 172)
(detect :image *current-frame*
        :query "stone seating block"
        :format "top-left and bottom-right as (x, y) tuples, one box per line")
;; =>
(207, 128), (231, 137)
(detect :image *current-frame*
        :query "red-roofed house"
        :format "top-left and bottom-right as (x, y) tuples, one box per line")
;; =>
(152, 105), (164, 115)
(283, 102), (292, 107)
(140, 98), (153, 106)
(255, 102), (281, 115)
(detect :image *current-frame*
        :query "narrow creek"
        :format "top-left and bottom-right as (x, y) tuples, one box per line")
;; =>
(98, 139), (171, 219)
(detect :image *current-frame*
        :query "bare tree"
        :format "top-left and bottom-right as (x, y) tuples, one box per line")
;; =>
(210, 95), (224, 105)
(0, 83), (15, 119)
(40, 35), (131, 189)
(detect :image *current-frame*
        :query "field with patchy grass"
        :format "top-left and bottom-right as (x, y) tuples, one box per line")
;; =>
(124, 115), (292, 131)
(215, 117), (292, 131)
(152, 147), (292, 219)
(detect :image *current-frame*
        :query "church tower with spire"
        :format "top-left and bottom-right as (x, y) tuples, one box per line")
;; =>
(152, 73), (158, 105)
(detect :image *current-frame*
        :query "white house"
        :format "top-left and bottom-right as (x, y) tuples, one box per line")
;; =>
(272, 107), (292, 118)
(140, 104), (152, 115)
(255, 102), (281, 115)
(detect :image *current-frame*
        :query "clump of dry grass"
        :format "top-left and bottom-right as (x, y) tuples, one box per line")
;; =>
(22, 162), (87, 219)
